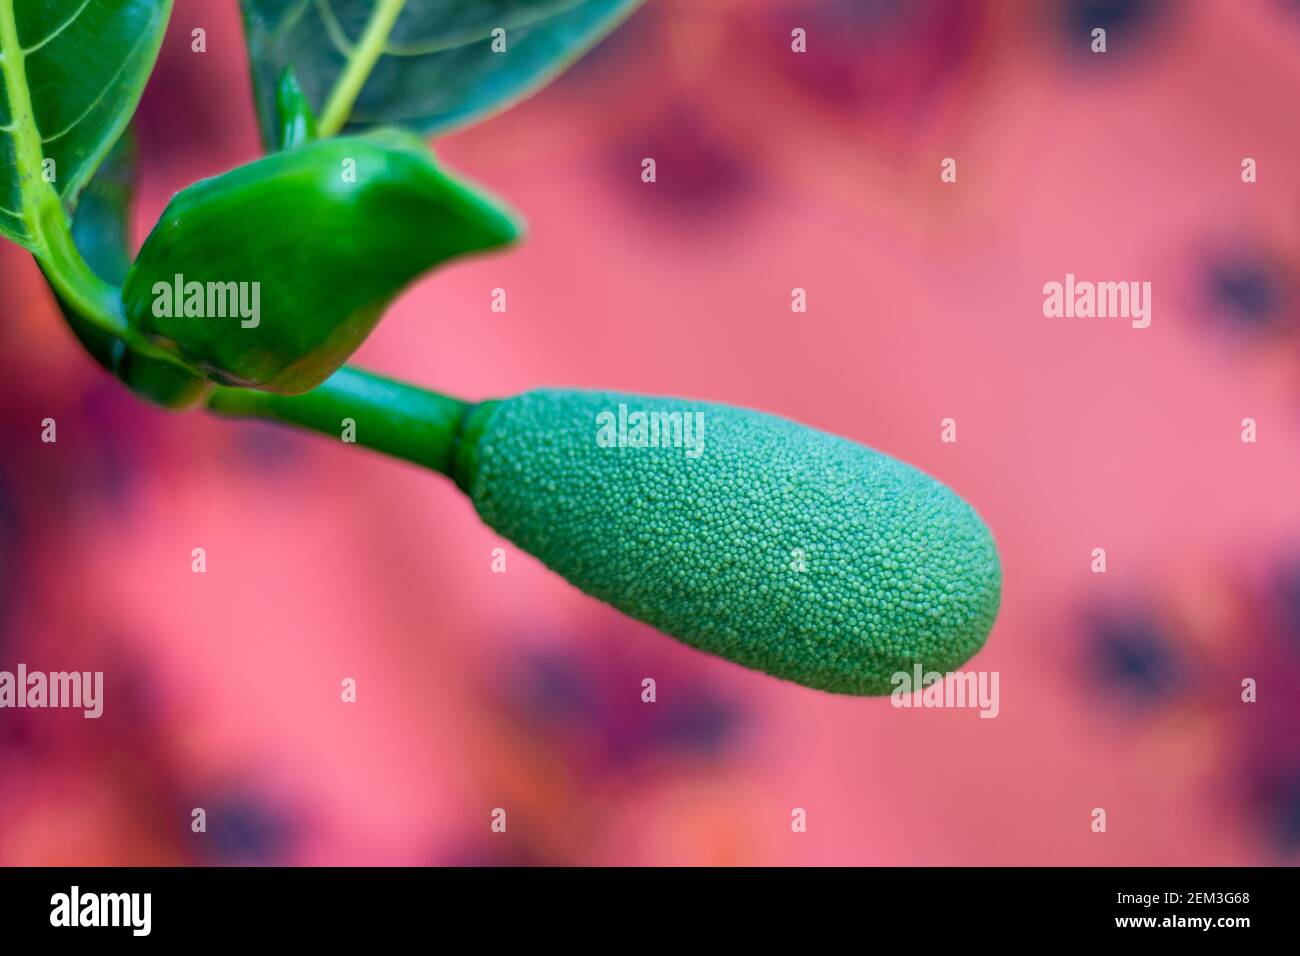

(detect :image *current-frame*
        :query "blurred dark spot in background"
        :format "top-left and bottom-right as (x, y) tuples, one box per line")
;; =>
(1057, 0), (1165, 51)
(1201, 249), (1293, 338)
(764, 0), (982, 111)
(1083, 606), (1185, 705)
(196, 792), (298, 865)
(608, 105), (756, 221)
(501, 637), (743, 771)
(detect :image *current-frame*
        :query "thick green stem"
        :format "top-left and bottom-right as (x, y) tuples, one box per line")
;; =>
(317, 0), (408, 138)
(35, 205), (130, 336)
(207, 365), (474, 479)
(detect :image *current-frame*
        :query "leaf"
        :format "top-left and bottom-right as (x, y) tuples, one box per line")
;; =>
(56, 130), (135, 373)
(0, 0), (171, 252)
(66, 125), (136, 287)
(240, 0), (643, 148)
(53, 129), (212, 409)
(122, 129), (521, 394)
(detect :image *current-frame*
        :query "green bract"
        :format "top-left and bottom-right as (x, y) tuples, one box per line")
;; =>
(122, 131), (520, 393)
(275, 67), (319, 151)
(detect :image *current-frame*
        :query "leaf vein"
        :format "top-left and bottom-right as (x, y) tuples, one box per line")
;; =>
(38, 25), (156, 145)
(22, 0), (92, 55)
(268, 0), (312, 46)
(382, 0), (590, 57)
(313, 0), (355, 57)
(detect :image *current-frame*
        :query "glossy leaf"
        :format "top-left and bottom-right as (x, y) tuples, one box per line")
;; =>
(240, 0), (643, 148)
(0, 0), (171, 252)
(122, 129), (521, 394)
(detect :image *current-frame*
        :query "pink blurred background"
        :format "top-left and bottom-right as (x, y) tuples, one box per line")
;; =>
(3, 0), (1300, 865)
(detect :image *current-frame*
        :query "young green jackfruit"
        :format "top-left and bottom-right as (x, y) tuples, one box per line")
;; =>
(122, 130), (520, 394)
(456, 389), (1002, 696)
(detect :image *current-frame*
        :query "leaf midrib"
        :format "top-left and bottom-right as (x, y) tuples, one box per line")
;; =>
(0, 0), (62, 252)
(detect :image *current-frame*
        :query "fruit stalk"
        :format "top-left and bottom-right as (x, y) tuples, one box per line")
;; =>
(207, 366), (471, 478)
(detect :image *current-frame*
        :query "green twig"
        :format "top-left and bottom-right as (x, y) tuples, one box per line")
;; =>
(207, 365), (473, 479)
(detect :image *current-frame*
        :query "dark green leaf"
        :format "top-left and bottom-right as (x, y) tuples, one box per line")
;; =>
(240, 0), (642, 148)
(0, 0), (171, 252)
(66, 127), (135, 286)
(122, 129), (521, 394)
